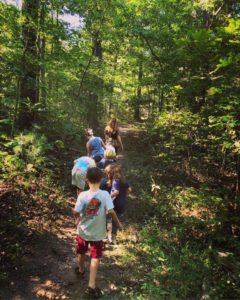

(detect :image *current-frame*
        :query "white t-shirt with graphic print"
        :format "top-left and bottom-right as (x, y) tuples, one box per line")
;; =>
(74, 189), (114, 241)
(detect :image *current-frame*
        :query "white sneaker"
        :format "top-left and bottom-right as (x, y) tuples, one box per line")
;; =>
(103, 236), (109, 243)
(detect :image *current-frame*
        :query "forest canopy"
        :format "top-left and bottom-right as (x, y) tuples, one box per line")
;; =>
(1, 0), (240, 299)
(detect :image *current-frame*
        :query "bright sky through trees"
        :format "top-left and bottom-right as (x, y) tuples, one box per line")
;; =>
(3, 0), (81, 28)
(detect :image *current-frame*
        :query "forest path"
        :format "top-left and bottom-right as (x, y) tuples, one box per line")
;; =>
(1, 123), (149, 300)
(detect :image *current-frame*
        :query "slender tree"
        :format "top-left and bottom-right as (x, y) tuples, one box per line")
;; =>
(18, 0), (40, 129)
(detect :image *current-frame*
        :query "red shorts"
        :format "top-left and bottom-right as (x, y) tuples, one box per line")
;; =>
(76, 236), (103, 259)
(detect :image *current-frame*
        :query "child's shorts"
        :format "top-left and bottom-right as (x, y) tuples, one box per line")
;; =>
(76, 235), (103, 259)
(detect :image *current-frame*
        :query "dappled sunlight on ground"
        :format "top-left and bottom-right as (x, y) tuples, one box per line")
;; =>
(180, 206), (214, 219)
(0, 124), (150, 300)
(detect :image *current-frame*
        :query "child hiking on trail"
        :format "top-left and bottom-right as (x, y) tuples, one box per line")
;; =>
(104, 118), (124, 154)
(106, 164), (130, 244)
(98, 145), (116, 170)
(85, 128), (105, 163)
(71, 156), (96, 195)
(73, 167), (122, 298)
(99, 146), (117, 192)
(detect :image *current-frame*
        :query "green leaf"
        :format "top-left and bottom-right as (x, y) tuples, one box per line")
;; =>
(207, 87), (222, 96)
(0, 119), (12, 125)
(224, 19), (240, 34)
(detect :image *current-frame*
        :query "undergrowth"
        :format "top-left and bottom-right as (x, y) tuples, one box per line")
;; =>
(126, 190), (239, 299)
(119, 116), (240, 300)
(0, 128), (78, 284)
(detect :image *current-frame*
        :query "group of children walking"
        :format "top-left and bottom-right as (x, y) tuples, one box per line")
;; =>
(71, 119), (130, 299)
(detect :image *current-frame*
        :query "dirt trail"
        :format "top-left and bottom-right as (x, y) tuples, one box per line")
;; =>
(0, 123), (146, 300)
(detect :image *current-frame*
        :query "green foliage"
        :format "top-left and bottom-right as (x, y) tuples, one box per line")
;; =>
(140, 104), (240, 299)
(135, 218), (240, 299)
(123, 179), (240, 299)
(0, 132), (52, 179)
(146, 110), (201, 172)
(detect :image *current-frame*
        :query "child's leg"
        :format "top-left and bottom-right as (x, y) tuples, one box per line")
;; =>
(88, 241), (103, 288)
(76, 236), (88, 273)
(89, 258), (100, 289)
(114, 146), (119, 154)
(78, 253), (85, 273)
(111, 217), (118, 244)
(111, 218), (118, 236)
(111, 211), (123, 243)
(112, 210), (120, 235)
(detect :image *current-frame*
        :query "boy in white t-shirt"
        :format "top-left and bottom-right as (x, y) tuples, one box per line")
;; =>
(73, 167), (122, 298)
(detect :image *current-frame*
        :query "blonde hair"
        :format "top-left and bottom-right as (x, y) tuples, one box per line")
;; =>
(105, 164), (115, 187)
(105, 145), (116, 159)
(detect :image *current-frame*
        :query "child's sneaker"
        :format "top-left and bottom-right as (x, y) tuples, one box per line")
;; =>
(102, 236), (109, 243)
(84, 286), (102, 299)
(74, 267), (85, 278)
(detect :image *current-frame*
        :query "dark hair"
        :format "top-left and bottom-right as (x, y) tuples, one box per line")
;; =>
(85, 128), (93, 137)
(86, 167), (103, 183)
(93, 155), (103, 163)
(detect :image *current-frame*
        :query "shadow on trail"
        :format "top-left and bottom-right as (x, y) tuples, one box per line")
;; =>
(0, 215), (75, 300)
(1, 123), (217, 300)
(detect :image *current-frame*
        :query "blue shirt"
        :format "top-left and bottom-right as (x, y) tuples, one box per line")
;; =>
(87, 137), (104, 159)
(98, 158), (116, 169)
(111, 179), (130, 214)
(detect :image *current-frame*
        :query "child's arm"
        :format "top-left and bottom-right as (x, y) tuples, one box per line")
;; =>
(72, 209), (81, 225)
(73, 194), (84, 225)
(101, 138), (106, 150)
(108, 209), (122, 229)
(111, 179), (120, 200)
(117, 134), (124, 150)
(86, 142), (91, 156)
(111, 189), (119, 199)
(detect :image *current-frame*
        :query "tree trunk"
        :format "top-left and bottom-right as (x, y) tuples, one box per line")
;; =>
(18, 0), (40, 129)
(86, 35), (103, 129)
(11, 78), (20, 137)
(134, 61), (142, 121)
(108, 55), (118, 117)
(39, 0), (47, 111)
(158, 88), (164, 113)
